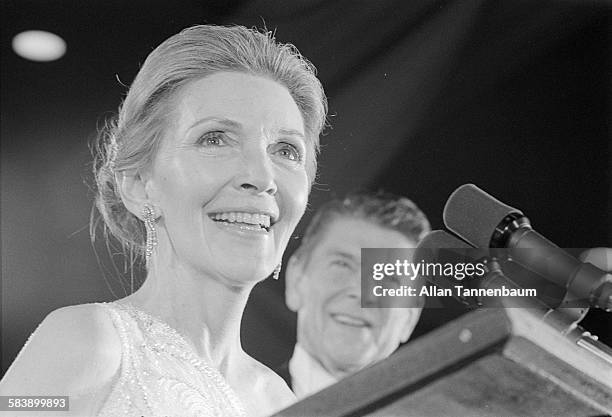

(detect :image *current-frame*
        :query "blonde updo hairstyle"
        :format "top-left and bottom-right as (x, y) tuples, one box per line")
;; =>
(93, 24), (327, 260)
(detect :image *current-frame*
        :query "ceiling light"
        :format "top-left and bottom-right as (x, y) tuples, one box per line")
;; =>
(12, 30), (66, 62)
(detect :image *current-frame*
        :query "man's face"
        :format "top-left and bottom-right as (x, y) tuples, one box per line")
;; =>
(286, 217), (421, 376)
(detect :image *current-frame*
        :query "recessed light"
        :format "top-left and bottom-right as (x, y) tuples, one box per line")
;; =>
(12, 30), (67, 62)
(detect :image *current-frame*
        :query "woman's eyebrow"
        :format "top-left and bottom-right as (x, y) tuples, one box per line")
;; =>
(187, 117), (242, 132)
(277, 128), (305, 139)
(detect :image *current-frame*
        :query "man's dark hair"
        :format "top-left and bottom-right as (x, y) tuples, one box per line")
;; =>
(293, 191), (431, 266)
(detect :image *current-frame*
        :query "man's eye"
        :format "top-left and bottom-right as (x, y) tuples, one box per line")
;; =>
(331, 259), (351, 269)
(197, 131), (227, 146)
(274, 142), (302, 162)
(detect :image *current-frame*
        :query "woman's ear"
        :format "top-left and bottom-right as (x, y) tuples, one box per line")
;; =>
(285, 255), (306, 312)
(116, 171), (150, 219)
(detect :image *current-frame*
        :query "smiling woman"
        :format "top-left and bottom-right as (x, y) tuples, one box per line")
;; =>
(139, 72), (310, 284)
(0, 25), (327, 417)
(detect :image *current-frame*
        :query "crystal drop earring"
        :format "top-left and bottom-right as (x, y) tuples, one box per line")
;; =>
(272, 263), (281, 280)
(143, 204), (158, 262)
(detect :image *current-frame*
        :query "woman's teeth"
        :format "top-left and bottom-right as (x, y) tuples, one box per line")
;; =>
(211, 212), (271, 229)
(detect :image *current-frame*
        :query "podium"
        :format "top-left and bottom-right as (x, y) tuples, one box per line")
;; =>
(274, 308), (612, 416)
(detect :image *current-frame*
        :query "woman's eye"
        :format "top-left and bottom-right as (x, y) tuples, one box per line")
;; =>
(197, 131), (227, 147)
(274, 142), (302, 162)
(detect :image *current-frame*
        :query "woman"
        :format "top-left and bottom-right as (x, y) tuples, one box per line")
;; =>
(0, 24), (327, 416)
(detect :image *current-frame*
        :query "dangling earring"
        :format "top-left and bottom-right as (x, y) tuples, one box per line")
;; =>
(143, 204), (158, 262)
(272, 263), (281, 280)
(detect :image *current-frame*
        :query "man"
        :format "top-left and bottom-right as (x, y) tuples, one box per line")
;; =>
(278, 192), (431, 398)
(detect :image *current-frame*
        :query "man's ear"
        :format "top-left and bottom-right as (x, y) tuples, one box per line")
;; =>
(399, 308), (422, 343)
(116, 171), (153, 219)
(285, 255), (306, 312)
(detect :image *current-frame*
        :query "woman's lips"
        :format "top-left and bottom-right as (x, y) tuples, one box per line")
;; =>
(209, 211), (274, 232)
(214, 221), (270, 233)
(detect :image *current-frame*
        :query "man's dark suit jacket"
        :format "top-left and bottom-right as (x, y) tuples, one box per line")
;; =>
(275, 360), (292, 390)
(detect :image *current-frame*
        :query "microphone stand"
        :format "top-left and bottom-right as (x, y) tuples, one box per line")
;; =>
(478, 257), (612, 365)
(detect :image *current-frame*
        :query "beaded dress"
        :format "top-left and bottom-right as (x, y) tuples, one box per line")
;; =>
(96, 302), (247, 417)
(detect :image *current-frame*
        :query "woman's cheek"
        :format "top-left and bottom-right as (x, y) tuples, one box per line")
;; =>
(288, 183), (309, 229)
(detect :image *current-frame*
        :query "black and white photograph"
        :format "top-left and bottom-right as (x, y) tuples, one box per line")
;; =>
(1, 1), (611, 416)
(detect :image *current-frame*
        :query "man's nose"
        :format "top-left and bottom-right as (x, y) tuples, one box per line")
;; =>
(346, 271), (379, 307)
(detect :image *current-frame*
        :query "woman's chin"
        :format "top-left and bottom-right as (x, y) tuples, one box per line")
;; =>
(212, 262), (274, 287)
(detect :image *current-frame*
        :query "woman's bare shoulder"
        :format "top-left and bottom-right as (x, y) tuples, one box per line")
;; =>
(0, 303), (122, 396)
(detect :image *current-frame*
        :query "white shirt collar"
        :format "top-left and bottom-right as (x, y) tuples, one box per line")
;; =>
(288, 344), (338, 399)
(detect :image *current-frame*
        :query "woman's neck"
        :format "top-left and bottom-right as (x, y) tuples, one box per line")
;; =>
(122, 255), (254, 374)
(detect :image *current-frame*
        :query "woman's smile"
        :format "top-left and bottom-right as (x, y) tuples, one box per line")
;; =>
(208, 209), (277, 234)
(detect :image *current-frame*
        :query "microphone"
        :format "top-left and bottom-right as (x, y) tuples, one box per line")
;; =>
(443, 184), (612, 311)
(416, 230), (554, 309)
(415, 230), (482, 307)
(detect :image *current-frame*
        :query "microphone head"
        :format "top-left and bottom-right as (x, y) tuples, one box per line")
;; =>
(417, 230), (474, 250)
(416, 230), (488, 261)
(443, 184), (522, 248)
(415, 230), (486, 307)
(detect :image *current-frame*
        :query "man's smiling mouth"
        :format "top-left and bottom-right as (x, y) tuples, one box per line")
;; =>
(331, 313), (370, 328)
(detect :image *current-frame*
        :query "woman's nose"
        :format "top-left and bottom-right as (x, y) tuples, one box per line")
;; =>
(234, 145), (278, 195)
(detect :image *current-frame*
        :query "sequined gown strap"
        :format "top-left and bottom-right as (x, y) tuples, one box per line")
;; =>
(96, 302), (247, 417)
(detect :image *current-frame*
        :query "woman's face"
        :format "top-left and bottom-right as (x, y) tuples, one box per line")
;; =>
(146, 72), (309, 285)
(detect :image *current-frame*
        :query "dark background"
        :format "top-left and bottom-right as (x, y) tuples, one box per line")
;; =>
(2, 0), (611, 374)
